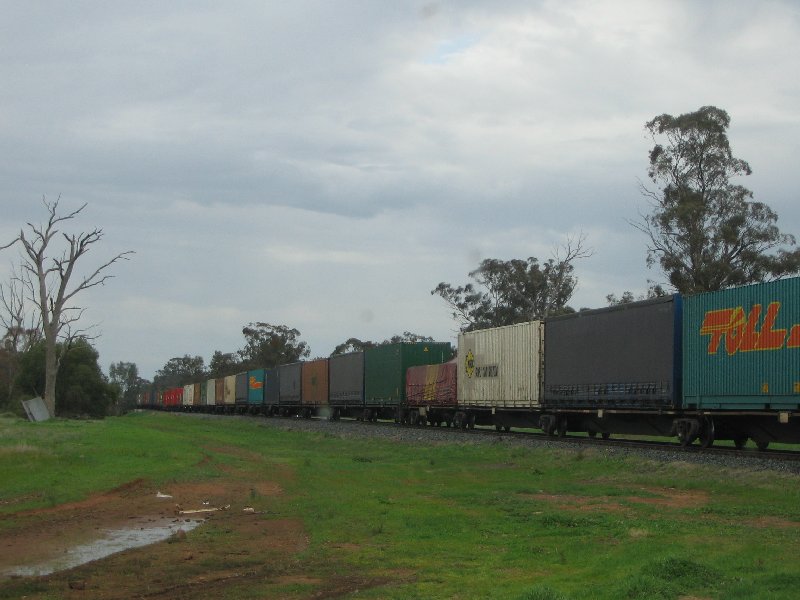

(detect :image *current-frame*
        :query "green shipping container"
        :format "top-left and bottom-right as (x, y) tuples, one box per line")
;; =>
(683, 277), (800, 410)
(364, 342), (453, 406)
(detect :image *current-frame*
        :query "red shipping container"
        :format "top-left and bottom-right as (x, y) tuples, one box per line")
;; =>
(406, 361), (457, 407)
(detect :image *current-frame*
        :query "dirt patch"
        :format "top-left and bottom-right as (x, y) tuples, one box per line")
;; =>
(0, 470), (314, 600)
(524, 492), (629, 513)
(745, 516), (800, 529)
(521, 486), (709, 514)
(625, 486), (709, 509)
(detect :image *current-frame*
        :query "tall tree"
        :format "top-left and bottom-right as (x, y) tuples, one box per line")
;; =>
(153, 355), (206, 388)
(636, 106), (800, 294)
(432, 237), (589, 331)
(606, 281), (667, 306)
(16, 338), (117, 418)
(330, 338), (375, 356)
(330, 332), (435, 356)
(208, 350), (241, 378)
(238, 322), (310, 369)
(1, 198), (132, 416)
(109, 361), (147, 413)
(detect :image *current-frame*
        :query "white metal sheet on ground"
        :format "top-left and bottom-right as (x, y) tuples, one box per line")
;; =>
(457, 321), (543, 408)
(22, 397), (50, 422)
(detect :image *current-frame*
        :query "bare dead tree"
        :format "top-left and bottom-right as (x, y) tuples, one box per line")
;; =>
(1, 197), (133, 417)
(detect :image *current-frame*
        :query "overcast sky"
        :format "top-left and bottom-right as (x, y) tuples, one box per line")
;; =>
(2, 1), (799, 379)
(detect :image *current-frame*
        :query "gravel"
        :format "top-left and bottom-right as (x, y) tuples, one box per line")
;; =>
(225, 414), (800, 476)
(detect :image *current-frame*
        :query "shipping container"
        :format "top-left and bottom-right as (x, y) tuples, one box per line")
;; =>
(248, 369), (266, 405)
(206, 378), (217, 406)
(683, 278), (800, 410)
(329, 352), (364, 406)
(199, 381), (207, 405)
(458, 321), (543, 408)
(164, 388), (180, 408)
(406, 361), (457, 407)
(279, 363), (302, 405)
(235, 372), (248, 406)
(182, 384), (194, 407)
(365, 342), (453, 406)
(264, 368), (279, 406)
(193, 382), (202, 406)
(302, 359), (329, 406)
(215, 378), (225, 406)
(223, 375), (236, 405)
(543, 296), (681, 409)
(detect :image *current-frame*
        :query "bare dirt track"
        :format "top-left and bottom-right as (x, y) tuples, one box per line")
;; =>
(0, 447), (395, 600)
(1, 473), (308, 599)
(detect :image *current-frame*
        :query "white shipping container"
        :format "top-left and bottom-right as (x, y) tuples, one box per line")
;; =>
(206, 378), (216, 405)
(182, 384), (194, 407)
(457, 320), (543, 408)
(224, 375), (236, 405)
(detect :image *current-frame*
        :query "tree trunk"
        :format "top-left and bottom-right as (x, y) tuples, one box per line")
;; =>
(44, 337), (58, 417)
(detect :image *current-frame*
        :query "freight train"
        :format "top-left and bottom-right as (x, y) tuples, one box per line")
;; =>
(139, 277), (800, 450)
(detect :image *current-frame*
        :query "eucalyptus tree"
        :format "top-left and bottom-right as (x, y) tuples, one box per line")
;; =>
(432, 236), (589, 331)
(636, 106), (800, 294)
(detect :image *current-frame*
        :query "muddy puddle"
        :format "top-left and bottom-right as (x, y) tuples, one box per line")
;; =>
(2, 517), (203, 577)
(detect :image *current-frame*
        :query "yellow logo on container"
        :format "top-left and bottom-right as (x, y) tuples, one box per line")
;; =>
(465, 350), (475, 378)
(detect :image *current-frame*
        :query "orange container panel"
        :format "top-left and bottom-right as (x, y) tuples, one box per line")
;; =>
(193, 383), (201, 406)
(215, 378), (225, 406)
(302, 358), (329, 406)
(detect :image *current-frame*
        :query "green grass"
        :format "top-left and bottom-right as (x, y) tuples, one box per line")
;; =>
(2, 412), (800, 598)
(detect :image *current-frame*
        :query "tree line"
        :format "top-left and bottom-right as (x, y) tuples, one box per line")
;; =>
(151, 325), (435, 389)
(2, 106), (799, 418)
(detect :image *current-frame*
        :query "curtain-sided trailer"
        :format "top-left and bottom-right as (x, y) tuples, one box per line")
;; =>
(539, 295), (682, 439)
(405, 361), (458, 426)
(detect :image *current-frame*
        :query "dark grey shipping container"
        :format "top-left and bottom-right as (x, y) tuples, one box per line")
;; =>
(543, 295), (682, 409)
(264, 367), (279, 406)
(329, 352), (364, 406)
(278, 362), (302, 405)
(235, 372), (248, 405)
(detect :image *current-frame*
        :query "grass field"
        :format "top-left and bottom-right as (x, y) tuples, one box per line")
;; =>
(1, 412), (799, 599)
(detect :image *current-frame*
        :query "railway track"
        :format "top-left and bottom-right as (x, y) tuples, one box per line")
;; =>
(170, 410), (800, 470)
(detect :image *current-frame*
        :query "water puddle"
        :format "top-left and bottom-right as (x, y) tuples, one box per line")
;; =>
(2, 518), (203, 577)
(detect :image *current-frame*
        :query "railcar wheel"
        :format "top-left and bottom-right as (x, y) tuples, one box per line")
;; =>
(601, 432), (611, 440)
(756, 440), (770, 451)
(699, 418), (715, 448)
(675, 419), (700, 447)
(495, 424), (503, 432)
(468, 414), (476, 429)
(733, 435), (748, 450)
